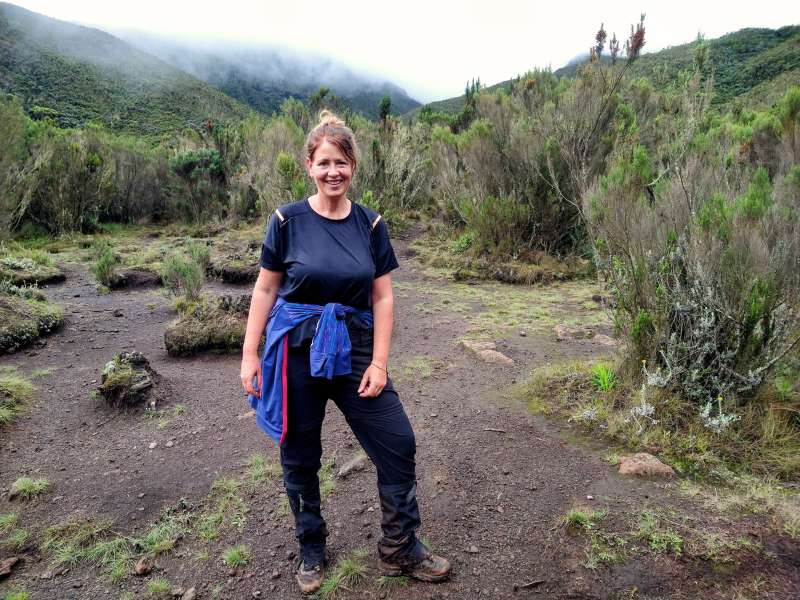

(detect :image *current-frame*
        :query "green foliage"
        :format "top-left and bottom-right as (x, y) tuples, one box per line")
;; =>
(2, 590), (30, 600)
(160, 251), (204, 301)
(590, 363), (616, 392)
(0, 513), (19, 533)
(222, 544), (251, 567)
(0, 372), (35, 426)
(316, 548), (369, 598)
(90, 239), (120, 287)
(10, 476), (49, 500)
(147, 578), (172, 598)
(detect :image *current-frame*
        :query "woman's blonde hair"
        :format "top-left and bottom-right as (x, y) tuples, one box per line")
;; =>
(305, 110), (359, 170)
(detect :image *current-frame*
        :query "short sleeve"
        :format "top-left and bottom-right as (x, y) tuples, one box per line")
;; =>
(371, 218), (399, 278)
(260, 213), (284, 271)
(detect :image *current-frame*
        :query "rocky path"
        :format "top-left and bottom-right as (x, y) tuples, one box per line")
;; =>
(1, 237), (798, 599)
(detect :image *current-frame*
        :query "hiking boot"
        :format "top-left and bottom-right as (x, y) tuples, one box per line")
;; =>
(379, 550), (451, 583)
(295, 561), (324, 595)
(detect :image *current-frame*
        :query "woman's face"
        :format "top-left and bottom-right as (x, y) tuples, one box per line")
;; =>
(307, 139), (354, 200)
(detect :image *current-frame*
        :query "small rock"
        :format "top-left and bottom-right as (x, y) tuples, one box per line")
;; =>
(237, 410), (256, 420)
(459, 340), (514, 365)
(285, 550), (296, 561)
(181, 588), (197, 600)
(466, 545), (480, 554)
(134, 557), (152, 576)
(166, 440), (174, 448)
(586, 495), (594, 500)
(253, 592), (262, 598)
(171, 587), (184, 597)
(138, 492), (145, 498)
(618, 453), (675, 478)
(148, 442), (158, 450)
(519, 330), (527, 337)
(39, 569), (54, 580)
(113, 309), (124, 317)
(1, 556), (21, 578)
(337, 452), (368, 479)
(270, 569), (281, 580)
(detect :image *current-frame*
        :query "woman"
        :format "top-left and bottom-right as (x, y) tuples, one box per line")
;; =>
(240, 111), (450, 594)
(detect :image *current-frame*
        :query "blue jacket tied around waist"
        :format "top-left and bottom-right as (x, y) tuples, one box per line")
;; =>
(247, 297), (374, 445)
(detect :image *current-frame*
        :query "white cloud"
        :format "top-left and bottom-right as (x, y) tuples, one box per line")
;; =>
(9, 0), (798, 102)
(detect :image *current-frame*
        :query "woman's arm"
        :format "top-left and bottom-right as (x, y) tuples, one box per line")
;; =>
(358, 273), (393, 398)
(240, 268), (283, 396)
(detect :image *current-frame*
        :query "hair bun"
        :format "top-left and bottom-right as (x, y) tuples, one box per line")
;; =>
(317, 109), (346, 128)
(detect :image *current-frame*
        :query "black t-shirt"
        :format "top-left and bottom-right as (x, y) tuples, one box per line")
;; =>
(260, 199), (399, 312)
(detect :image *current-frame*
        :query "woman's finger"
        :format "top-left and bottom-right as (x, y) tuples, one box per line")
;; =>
(358, 371), (369, 394)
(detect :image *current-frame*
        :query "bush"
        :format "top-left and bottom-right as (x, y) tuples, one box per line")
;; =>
(588, 99), (800, 431)
(160, 251), (204, 301)
(89, 240), (120, 287)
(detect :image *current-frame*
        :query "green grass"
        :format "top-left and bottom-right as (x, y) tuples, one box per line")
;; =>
(634, 511), (684, 556)
(147, 578), (172, 597)
(561, 508), (606, 531)
(222, 544), (251, 567)
(0, 373), (35, 426)
(196, 477), (248, 540)
(315, 548), (369, 599)
(2, 528), (29, 551)
(141, 516), (185, 555)
(583, 531), (628, 570)
(10, 476), (49, 500)
(247, 452), (280, 485)
(590, 363), (616, 392)
(0, 512), (19, 533)
(377, 574), (410, 589)
(319, 456), (337, 500)
(2, 590), (30, 600)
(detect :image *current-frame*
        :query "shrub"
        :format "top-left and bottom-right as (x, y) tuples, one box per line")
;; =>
(160, 251), (204, 301)
(89, 240), (120, 287)
(588, 103), (800, 432)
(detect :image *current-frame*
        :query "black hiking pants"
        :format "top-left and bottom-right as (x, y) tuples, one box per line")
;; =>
(280, 326), (427, 567)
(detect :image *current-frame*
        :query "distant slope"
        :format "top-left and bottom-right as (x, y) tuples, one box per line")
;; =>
(0, 2), (252, 135)
(410, 25), (800, 118)
(118, 33), (422, 120)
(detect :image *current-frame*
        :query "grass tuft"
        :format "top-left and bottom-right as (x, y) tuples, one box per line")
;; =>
(146, 577), (171, 597)
(2, 528), (29, 551)
(315, 548), (369, 598)
(222, 544), (251, 567)
(10, 476), (49, 500)
(0, 512), (19, 533)
(0, 373), (35, 427)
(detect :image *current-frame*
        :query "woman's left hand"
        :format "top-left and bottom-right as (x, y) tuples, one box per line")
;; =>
(358, 363), (387, 398)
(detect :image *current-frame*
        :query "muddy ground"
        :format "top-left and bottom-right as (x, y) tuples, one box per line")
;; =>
(1, 232), (799, 600)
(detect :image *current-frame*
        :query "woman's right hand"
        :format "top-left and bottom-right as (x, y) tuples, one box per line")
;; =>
(241, 352), (262, 397)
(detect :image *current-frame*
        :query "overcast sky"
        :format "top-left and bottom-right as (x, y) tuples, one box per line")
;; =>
(10, 1), (798, 102)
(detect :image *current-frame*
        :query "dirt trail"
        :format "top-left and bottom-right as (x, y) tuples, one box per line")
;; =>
(1, 235), (798, 600)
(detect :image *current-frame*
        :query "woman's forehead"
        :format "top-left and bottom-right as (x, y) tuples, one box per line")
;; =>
(312, 139), (348, 161)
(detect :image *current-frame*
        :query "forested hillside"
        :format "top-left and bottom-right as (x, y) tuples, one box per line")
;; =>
(412, 25), (800, 117)
(0, 2), (253, 136)
(118, 33), (421, 120)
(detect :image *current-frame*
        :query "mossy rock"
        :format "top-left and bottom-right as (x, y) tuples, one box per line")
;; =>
(0, 294), (64, 353)
(164, 294), (250, 356)
(98, 351), (157, 408)
(0, 257), (65, 286)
